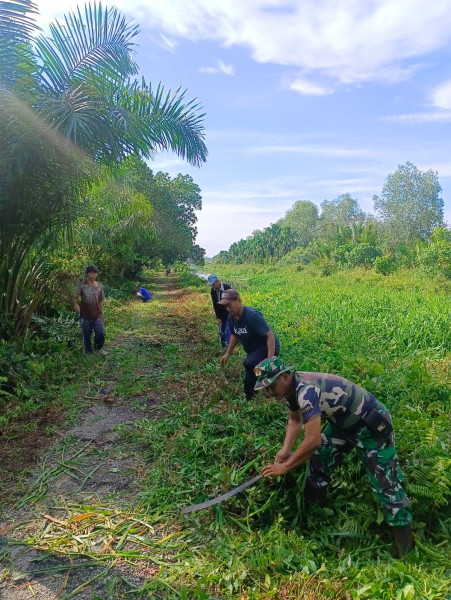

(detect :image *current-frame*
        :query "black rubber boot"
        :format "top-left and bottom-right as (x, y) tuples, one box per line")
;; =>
(392, 524), (414, 557)
(304, 485), (328, 508)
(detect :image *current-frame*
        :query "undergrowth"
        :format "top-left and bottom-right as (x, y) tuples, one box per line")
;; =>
(1, 267), (450, 599)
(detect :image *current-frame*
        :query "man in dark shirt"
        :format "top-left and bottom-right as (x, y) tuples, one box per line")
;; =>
(207, 274), (231, 347)
(72, 265), (106, 355)
(218, 289), (280, 400)
(255, 356), (413, 557)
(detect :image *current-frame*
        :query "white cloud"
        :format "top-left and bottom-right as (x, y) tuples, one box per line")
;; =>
(199, 59), (235, 76)
(147, 155), (189, 173)
(382, 111), (451, 124)
(158, 34), (179, 53)
(289, 78), (333, 96)
(247, 144), (369, 157)
(35, 1), (451, 87)
(430, 79), (451, 110)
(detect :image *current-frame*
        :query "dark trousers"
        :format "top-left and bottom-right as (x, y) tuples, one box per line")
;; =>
(81, 317), (105, 354)
(242, 346), (272, 400)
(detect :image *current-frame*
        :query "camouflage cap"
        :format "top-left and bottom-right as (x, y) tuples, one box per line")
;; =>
(254, 356), (293, 390)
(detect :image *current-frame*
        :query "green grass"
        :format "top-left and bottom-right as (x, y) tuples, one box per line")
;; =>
(2, 267), (450, 599)
(115, 266), (450, 598)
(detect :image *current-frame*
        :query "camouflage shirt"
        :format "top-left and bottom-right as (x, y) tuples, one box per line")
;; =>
(286, 372), (377, 430)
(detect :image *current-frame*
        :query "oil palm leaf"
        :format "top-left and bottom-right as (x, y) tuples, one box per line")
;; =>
(0, 0), (39, 40)
(0, 0), (39, 87)
(119, 79), (208, 167)
(35, 2), (138, 95)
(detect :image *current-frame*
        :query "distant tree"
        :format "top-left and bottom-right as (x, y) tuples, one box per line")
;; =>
(281, 200), (319, 247)
(213, 250), (230, 264)
(373, 162), (444, 250)
(317, 193), (365, 243)
(187, 244), (206, 266)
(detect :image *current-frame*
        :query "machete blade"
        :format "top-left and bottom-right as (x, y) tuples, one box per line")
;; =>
(181, 474), (263, 514)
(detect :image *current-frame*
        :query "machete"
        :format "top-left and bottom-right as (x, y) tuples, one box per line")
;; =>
(181, 474), (263, 514)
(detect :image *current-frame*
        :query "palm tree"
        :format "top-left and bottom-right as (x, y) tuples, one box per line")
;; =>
(0, 0), (207, 336)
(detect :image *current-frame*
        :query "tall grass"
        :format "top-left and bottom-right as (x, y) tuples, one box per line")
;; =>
(120, 266), (450, 598)
(5, 267), (449, 599)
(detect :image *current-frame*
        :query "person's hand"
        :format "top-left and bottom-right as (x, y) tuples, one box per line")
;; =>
(220, 353), (229, 366)
(73, 303), (80, 313)
(261, 462), (289, 477)
(216, 318), (222, 326)
(274, 449), (291, 464)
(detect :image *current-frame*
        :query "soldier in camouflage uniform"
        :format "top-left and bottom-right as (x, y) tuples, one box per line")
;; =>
(255, 356), (413, 557)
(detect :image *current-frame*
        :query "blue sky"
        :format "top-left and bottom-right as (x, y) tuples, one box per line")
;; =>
(39, 0), (451, 256)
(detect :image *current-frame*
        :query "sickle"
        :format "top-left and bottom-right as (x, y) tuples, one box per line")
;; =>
(181, 474), (263, 514)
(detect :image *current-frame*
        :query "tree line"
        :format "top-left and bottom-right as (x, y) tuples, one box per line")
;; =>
(0, 0), (207, 338)
(213, 162), (450, 278)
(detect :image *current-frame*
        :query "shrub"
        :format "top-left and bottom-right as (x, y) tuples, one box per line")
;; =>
(278, 247), (315, 266)
(373, 255), (396, 276)
(416, 240), (451, 279)
(331, 243), (354, 266)
(347, 243), (381, 267)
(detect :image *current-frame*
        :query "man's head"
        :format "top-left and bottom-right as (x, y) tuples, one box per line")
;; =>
(254, 356), (294, 398)
(207, 274), (219, 288)
(217, 289), (242, 316)
(86, 265), (99, 279)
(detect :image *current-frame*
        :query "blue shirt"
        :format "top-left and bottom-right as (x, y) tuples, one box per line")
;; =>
(139, 287), (151, 300)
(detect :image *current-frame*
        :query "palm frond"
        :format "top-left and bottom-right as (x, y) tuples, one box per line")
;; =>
(0, 0), (39, 87)
(120, 79), (208, 167)
(0, 0), (39, 40)
(35, 2), (139, 95)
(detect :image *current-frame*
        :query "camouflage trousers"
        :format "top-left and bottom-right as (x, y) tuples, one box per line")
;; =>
(306, 406), (412, 527)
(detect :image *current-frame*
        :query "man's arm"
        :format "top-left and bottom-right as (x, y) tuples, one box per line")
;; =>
(98, 285), (105, 319)
(72, 292), (80, 313)
(220, 334), (239, 366)
(261, 415), (322, 477)
(265, 329), (276, 358)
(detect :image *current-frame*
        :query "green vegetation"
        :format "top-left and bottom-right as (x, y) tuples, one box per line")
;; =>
(213, 164), (450, 285)
(0, 0), (207, 338)
(2, 269), (448, 599)
(0, 4), (450, 598)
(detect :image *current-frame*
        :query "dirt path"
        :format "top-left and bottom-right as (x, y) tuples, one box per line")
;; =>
(0, 275), (218, 599)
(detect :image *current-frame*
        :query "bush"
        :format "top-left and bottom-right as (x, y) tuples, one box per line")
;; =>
(279, 247), (316, 266)
(416, 241), (451, 279)
(373, 255), (396, 276)
(347, 243), (381, 267)
(331, 243), (354, 266)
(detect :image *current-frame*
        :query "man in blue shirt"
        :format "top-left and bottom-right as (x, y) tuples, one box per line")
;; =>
(218, 289), (280, 400)
(136, 285), (151, 302)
